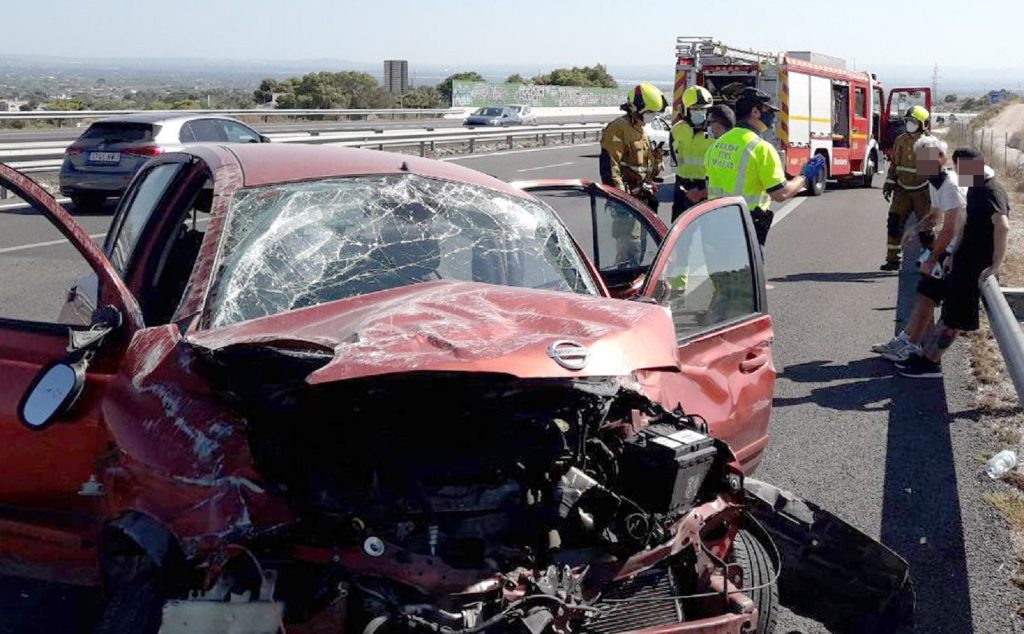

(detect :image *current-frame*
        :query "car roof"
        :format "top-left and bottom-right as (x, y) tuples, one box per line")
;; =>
(90, 112), (242, 126)
(185, 143), (536, 199)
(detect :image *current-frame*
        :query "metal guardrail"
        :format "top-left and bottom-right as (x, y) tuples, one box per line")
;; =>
(981, 275), (1024, 407)
(0, 123), (604, 198)
(0, 108), (459, 122)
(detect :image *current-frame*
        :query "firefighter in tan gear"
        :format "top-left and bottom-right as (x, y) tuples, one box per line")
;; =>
(671, 85), (715, 221)
(599, 83), (667, 267)
(881, 105), (931, 271)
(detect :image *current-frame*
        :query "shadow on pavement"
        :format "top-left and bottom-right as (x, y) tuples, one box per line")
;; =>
(769, 271), (898, 284)
(776, 355), (974, 632)
(0, 575), (99, 634)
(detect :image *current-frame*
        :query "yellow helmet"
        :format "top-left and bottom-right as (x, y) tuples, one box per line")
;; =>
(682, 85), (713, 110)
(631, 83), (668, 115)
(909, 105), (930, 124)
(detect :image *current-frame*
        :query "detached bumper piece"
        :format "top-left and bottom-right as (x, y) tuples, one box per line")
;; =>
(158, 566), (284, 634)
(744, 479), (915, 633)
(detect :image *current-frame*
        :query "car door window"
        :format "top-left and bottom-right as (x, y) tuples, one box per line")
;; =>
(179, 121), (198, 143)
(530, 187), (659, 282)
(220, 120), (260, 143)
(105, 162), (186, 274)
(188, 118), (226, 142)
(650, 204), (757, 339)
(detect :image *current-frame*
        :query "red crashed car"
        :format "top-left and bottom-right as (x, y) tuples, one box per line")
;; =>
(0, 146), (910, 634)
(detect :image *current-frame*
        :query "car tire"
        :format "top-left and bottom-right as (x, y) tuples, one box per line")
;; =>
(71, 193), (106, 213)
(93, 555), (165, 634)
(729, 529), (778, 634)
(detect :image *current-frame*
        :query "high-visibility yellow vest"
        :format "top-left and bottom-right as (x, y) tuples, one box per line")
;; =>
(705, 127), (786, 212)
(672, 122), (714, 180)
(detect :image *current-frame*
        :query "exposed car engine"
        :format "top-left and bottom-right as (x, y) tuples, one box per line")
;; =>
(201, 351), (750, 633)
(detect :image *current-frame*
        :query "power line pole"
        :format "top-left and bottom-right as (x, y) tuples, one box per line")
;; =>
(932, 63), (940, 102)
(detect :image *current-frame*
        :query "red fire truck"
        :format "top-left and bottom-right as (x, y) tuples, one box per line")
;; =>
(673, 37), (931, 195)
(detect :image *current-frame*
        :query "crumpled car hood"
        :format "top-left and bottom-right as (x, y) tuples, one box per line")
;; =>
(187, 280), (678, 383)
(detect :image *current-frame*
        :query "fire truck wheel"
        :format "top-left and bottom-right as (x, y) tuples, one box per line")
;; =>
(808, 155), (827, 196)
(861, 153), (877, 188)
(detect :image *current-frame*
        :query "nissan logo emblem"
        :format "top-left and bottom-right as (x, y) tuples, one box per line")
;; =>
(547, 340), (589, 371)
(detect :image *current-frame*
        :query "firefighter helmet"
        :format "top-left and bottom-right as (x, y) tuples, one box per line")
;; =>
(682, 85), (713, 110)
(908, 105), (930, 124)
(630, 83), (668, 115)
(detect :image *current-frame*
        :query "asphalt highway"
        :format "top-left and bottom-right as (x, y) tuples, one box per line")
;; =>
(0, 143), (1020, 632)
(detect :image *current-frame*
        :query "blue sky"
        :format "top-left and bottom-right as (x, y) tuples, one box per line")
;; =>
(4, 0), (1023, 70)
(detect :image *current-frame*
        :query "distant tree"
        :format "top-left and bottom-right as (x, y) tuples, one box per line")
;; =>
(531, 64), (617, 88)
(506, 74), (527, 84)
(43, 99), (86, 111)
(436, 72), (485, 105)
(254, 78), (285, 104)
(943, 94), (958, 104)
(171, 99), (202, 110)
(401, 86), (443, 108)
(269, 71), (389, 109)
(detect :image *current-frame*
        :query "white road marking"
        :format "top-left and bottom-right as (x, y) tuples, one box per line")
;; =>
(0, 217), (211, 255)
(0, 196), (72, 210)
(442, 142), (599, 162)
(515, 161), (576, 173)
(771, 197), (807, 227)
(0, 232), (105, 254)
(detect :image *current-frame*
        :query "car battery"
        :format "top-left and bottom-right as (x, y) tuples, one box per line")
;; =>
(619, 423), (718, 514)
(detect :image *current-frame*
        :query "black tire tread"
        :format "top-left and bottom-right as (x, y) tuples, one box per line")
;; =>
(92, 556), (164, 634)
(729, 528), (778, 634)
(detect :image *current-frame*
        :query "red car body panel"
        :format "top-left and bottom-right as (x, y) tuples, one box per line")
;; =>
(188, 280), (679, 383)
(0, 146), (782, 631)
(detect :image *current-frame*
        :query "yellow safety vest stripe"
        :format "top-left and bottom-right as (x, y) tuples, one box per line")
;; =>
(705, 128), (777, 211)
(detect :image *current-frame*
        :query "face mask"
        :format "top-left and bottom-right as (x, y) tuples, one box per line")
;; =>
(689, 110), (707, 126)
(759, 109), (776, 129)
(642, 112), (656, 124)
(906, 121), (920, 133)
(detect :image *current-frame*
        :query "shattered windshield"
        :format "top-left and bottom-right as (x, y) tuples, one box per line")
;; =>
(203, 174), (598, 329)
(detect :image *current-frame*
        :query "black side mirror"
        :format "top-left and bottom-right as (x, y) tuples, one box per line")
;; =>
(18, 358), (87, 430)
(259, 135), (271, 143)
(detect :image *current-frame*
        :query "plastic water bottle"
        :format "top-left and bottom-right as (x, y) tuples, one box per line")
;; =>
(986, 450), (1018, 479)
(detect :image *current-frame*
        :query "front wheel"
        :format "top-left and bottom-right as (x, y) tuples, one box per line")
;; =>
(729, 529), (778, 634)
(92, 555), (165, 634)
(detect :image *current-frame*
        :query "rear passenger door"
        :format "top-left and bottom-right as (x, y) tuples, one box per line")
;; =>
(181, 118), (225, 143)
(219, 120), (262, 143)
(639, 197), (775, 474)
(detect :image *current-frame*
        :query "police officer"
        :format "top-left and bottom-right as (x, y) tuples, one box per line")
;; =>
(600, 83), (667, 267)
(671, 86), (715, 221)
(698, 87), (826, 250)
(881, 105), (931, 270)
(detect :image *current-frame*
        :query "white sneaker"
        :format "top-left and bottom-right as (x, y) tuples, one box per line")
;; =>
(882, 340), (921, 362)
(871, 332), (909, 355)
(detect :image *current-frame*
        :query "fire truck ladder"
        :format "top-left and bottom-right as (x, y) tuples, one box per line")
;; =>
(675, 37), (779, 66)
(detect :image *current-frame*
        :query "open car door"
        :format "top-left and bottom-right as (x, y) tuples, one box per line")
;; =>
(513, 179), (668, 299)
(0, 163), (140, 583)
(881, 87), (932, 155)
(636, 195), (775, 473)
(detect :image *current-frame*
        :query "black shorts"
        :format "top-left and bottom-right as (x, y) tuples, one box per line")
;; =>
(916, 275), (946, 304)
(940, 261), (986, 331)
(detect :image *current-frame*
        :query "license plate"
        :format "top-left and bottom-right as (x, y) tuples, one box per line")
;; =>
(88, 151), (120, 164)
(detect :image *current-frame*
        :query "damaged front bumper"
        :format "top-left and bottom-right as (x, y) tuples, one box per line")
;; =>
(744, 479), (914, 633)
